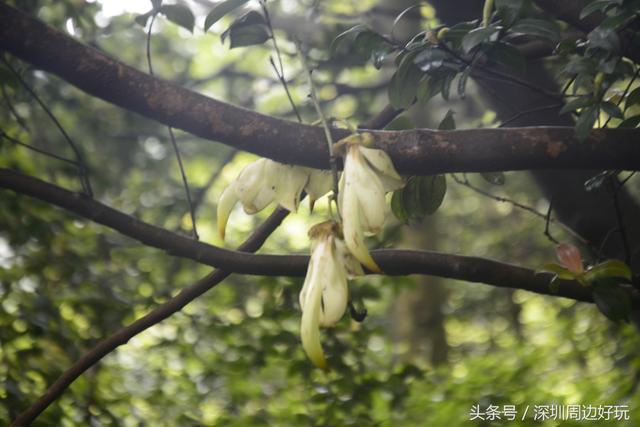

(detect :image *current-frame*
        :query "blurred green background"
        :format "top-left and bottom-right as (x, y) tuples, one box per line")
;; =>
(1, 0), (639, 425)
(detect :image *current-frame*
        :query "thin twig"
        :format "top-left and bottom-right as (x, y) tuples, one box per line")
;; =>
(0, 129), (78, 166)
(260, 0), (302, 123)
(499, 104), (564, 128)
(543, 196), (559, 244)
(1, 56), (92, 196)
(297, 41), (340, 203)
(452, 173), (588, 244)
(604, 66), (640, 127)
(608, 176), (632, 266)
(146, 14), (199, 240)
(1, 84), (29, 132)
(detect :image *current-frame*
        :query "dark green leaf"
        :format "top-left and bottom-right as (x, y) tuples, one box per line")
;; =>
(330, 25), (367, 55)
(438, 110), (456, 130)
(204, 0), (249, 32)
(580, 1), (616, 19)
(624, 87), (640, 111)
(600, 101), (623, 119)
(584, 259), (632, 282)
(407, 175), (447, 218)
(584, 171), (611, 191)
(575, 105), (598, 140)
(511, 19), (561, 42)
(481, 172), (505, 185)
(559, 96), (593, 115)
(618, 115), (640, 128)
(592, 282), (632, 322)
(441, 72), (456, 101)
(441, 21), (477, 49)
(221, 11), (270, 49)
(159, 4), (195, 32)
(457, 69), (470, 99)
(486, 42), (526, 72)
(134, 11), (153, 27)
(588, 26), (620, 52)
(461, 26), (500, 53)
(388, 51), (422, 108)
(413, 48), (447, 72)
(495, 0), (525, 27)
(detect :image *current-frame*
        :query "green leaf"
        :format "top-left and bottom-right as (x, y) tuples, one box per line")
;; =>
(391, 190), (409, 224)
(413, 48), (447, 72)
(384, 116), (415, 131)
(413, 175), (447, 217)
(461, 26), (500, 53)
(600, 101), (623, 119)
(221, 11), (270, 49)
(584, 259), (632, 282)
(438, 110), (456, 130)
(592, 282), (631, 323)
(330, 25), (367, 55)
(486, 41), (526, 72)
(618, 115), (640, 128)
(584, 171), (611, 191)
(457, 69), (470, 99)
(536, 263), (575, 280)
(151, 0), (163, 9)
(388, 51), (422, 109)
(511, 19), (561, 42)
(588, 26), (620, 52)
(159, 4), (195, 32)
(624, 87), (640, 111)
(204, 0), (249, 32)
(559, 96), (593, 115)
(480, 172), (505, 185)
(134, 11), (153, 27)
(574, 105), (598, 141)
(496, 0), (525, 27)
(580, 1), (616, 19)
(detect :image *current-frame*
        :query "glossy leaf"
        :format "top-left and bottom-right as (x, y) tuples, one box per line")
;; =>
(511, 19), (560, 41)
(461, 26), (500, 53)
(221, 11), (270, 49)
(204, 0), (250, 32)
(159, 4), (195, 32)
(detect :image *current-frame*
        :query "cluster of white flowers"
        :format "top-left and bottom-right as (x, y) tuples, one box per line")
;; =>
(217, 133), (403, 369)
(217, 158), (332, 239)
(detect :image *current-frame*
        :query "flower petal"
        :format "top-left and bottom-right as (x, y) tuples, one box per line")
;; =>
(359, 146), (404, 191)
(306, 169), (333, 209)
(272, 163), (308, 213)
(342, 154), (382, 273)
(217, 184), (239, 240)
(300, 240), (329, 370)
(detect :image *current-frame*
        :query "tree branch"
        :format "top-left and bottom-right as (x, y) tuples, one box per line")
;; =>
(1, 3), (639, 174)
(1, 167), (627, 306)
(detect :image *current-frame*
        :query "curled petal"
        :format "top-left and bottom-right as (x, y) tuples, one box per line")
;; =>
(359, 146), (404, 191)
(335, 238), (364, 278)
(217, 184), (238, 240)
(300, 240), (330, 370)
(318, 247), (349, 326)
(272, 163), (308, 213)
(350, 149), (387, 233)
(342, 165), (382, 273)
(306, 169), (333, 210)
(234, 159), (274, 213)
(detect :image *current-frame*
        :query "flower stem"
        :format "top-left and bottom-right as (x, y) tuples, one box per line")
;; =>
(296, 41), (340, 210)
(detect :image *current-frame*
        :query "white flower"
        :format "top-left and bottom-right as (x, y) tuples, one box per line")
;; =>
(299, 221), (363, 370)
(338, 134), (403, 273)
(217, 159), (332, 239)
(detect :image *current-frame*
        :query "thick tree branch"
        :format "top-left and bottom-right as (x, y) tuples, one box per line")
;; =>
(1, 3), (639, 174)
(1, 167), (628, 305)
